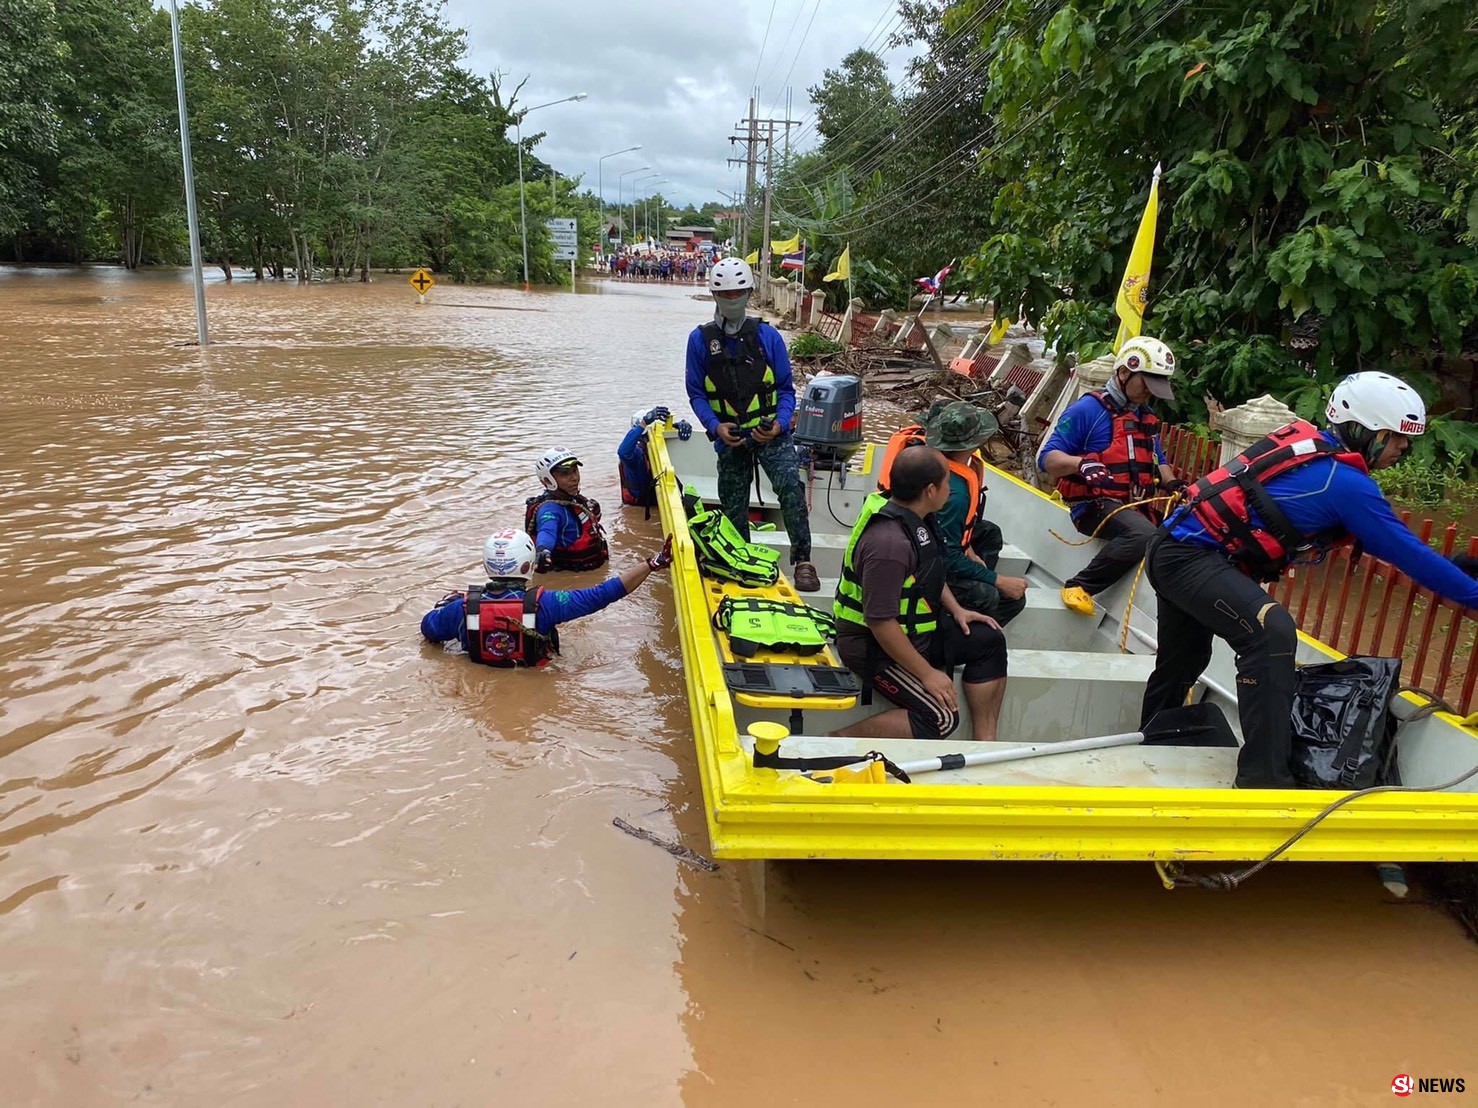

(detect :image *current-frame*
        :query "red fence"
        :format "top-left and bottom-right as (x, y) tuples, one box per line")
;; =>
(1161, 424), (1221, 482)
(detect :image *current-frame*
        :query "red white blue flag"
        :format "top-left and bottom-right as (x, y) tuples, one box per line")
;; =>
(780, 247), (806, 272)
(915, 261), (953, 296)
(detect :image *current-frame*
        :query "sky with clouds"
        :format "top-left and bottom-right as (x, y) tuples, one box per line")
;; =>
(445, 0), (915, 210)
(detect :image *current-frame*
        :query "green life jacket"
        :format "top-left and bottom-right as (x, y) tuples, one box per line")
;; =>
(714, 596), (837, 658)
(682, 484), (781, 588)
(834, 492), (943, 636)
(700, 318), (777, 430)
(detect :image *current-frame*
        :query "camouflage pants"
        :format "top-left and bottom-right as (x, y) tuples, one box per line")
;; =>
(947, 519), (1026, 625)
(716, 434), (812, 564)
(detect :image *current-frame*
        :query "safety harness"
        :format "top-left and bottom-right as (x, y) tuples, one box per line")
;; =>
(524, 492), (609, 571)
(1178, 420), (1368, 581)
(1055, 390), (1161, 505)
(700, 318), (777, 431)
(713, 596), (836, 657)
(681, 485), (780, 587)
(463, 585), (559, 668)
(877, 424), (987, 547)
(835, 493), (943, 636)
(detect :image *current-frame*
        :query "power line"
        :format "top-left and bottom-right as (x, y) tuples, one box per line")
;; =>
(766, 0), (824, 115)
(759, 0), (810, 93)
(750, 0), (779, 94)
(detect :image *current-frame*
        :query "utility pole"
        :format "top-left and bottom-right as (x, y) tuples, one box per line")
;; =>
(168, 0), (207, 345)
(728, 106), (801, 315)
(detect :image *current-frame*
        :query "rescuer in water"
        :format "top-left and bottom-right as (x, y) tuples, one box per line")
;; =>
(527, 447), (609, 573)
(617, 405), (692, 512)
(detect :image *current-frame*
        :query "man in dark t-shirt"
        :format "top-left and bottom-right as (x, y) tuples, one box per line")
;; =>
(833, 445), (1009, 742)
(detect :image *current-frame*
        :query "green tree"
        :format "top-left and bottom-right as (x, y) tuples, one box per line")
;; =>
(0, 0), (66, 250)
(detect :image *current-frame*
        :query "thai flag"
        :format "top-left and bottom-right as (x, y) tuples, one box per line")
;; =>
(915, 262), (953, 296)
(780, 248), (805, 271)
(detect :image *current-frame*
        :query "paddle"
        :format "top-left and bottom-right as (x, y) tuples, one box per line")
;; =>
(891, 702), (1237, 779)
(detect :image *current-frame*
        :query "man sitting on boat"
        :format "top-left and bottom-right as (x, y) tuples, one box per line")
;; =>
(527, 447), (609, 573)
(1037, 337), (1186, 616)
(1140, 371), (1478, 789)
(684, 256), (820, 592)
(834, 445), (1008, 742)
(904, 400), (1030, 625)
(420, 529), (673, 667)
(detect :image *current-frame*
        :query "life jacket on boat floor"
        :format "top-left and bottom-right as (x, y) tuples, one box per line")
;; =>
(713, 596), (836, 657)
(680, 484), (780, 588)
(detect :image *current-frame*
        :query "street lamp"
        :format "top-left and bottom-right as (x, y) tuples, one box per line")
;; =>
(642, 180), (669, 242)
(598, 145), (641, 254)
(517, 91), (587, 290)
(633, 172), (661, 246)
(615, 166), (651, 248)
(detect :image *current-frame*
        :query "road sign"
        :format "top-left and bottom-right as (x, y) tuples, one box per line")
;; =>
(409, 268), (435, 295)
(546, 218), (579, 262)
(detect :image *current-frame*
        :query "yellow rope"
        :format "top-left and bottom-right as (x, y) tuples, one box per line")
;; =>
(1046, 494), (1179, 547)
(1117, 491), (1183, 653)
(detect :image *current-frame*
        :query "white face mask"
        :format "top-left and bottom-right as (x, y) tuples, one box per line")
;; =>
(714, 291), (751, 329)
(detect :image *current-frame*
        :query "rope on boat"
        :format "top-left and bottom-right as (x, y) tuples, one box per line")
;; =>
(1155, 694), (1472, 892)
(1045, 493), (1180, 548)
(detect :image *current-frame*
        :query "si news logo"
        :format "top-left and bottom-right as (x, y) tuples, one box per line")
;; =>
(1393, 1073), (1467, 1096)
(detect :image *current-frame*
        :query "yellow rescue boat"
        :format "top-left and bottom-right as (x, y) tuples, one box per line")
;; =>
(649, 424), (1478, 863)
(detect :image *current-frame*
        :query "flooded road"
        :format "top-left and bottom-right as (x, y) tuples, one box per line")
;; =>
(0, 267), (1472, 1106)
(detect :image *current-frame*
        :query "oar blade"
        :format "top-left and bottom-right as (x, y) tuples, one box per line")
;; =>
(1142, 702), (1238, 748)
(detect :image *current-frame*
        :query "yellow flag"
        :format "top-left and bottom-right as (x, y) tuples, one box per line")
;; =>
(987, 314), (1012, 345)
(824, 245), (850, 282)
(744, 249), (759, 265)
(1113, 162), (1161, 352)
(770, 232), (800, 255)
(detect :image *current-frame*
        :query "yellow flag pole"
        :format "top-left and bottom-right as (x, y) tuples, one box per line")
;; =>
(1113, 161), (1161, 352)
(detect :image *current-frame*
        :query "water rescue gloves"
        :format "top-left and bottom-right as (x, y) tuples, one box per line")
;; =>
(536, 548), (554, 573)
(675, 419), (693, 441)
(1160, 477), (1189, 495)
(643, 406), (671, 427)
(1078, 459), (1114, 489)
(647, 536), (675, 571)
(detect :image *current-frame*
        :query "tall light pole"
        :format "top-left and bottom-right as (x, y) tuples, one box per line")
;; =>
(615, 166), (650, 248)
(517, 91), (587, 290)
(642, 180), (668, 243)
(598, 145), (641, 255)
(168, 0), (207, 345)
(633, 172), (660, 247)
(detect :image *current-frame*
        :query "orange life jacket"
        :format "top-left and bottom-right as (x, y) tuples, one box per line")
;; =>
(876, 425), (986, 547)
(1054, 391), (1161, 505)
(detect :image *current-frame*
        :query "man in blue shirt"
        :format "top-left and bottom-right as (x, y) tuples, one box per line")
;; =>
(685, 256), (818, 592)
(528, 447), (608, 573)
(1140, 371), (1478, 788)
(1038, 337), (1184, 615)
(618, 405), (692, 511)
(421, 529), (673, 667)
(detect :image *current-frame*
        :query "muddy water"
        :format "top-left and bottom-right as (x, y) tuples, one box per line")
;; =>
(0, 268), (1472, 1107)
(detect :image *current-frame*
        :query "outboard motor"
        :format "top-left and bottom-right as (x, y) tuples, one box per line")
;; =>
(793, 374), (863, 471)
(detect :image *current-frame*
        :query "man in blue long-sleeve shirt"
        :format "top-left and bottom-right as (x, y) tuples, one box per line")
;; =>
(684, 256), (818, 592)
(422, 529), (672, 667)
(1141, 371), (1478, 788)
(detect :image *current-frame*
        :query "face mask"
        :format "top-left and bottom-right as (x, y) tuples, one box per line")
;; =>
(714, 291), (751, 330)
(1104, 371), (1130, 409)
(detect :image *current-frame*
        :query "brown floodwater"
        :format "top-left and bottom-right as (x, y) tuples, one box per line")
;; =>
(1, 266), (1474, 1107)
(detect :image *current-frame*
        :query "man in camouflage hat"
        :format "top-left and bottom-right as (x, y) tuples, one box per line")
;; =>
(920, 400), (1029, 624)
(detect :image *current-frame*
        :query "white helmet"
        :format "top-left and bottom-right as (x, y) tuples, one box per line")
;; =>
(632, 408), (652, 428)
(708, 256), (754, 292)
(483, 529), (537, 583)
(536, 446), (581, 490)
(1115, 336), (1178, 401)
(1325, 371), (1426, 437)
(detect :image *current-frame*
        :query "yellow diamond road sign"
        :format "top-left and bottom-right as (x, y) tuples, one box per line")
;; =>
(409, 268), (435, 294)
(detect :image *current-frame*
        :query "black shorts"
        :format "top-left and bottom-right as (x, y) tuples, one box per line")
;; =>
(869, 619), (1007, 741)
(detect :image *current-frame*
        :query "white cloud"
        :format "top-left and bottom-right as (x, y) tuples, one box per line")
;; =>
(448, 0), (914, 208)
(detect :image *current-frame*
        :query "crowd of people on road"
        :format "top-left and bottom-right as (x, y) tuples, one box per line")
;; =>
(598, 249), (709, 283)
(419, 249), (1478, 791)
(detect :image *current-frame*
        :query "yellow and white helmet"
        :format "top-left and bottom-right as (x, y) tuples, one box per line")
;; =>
(1115, 336), (1178, 401)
